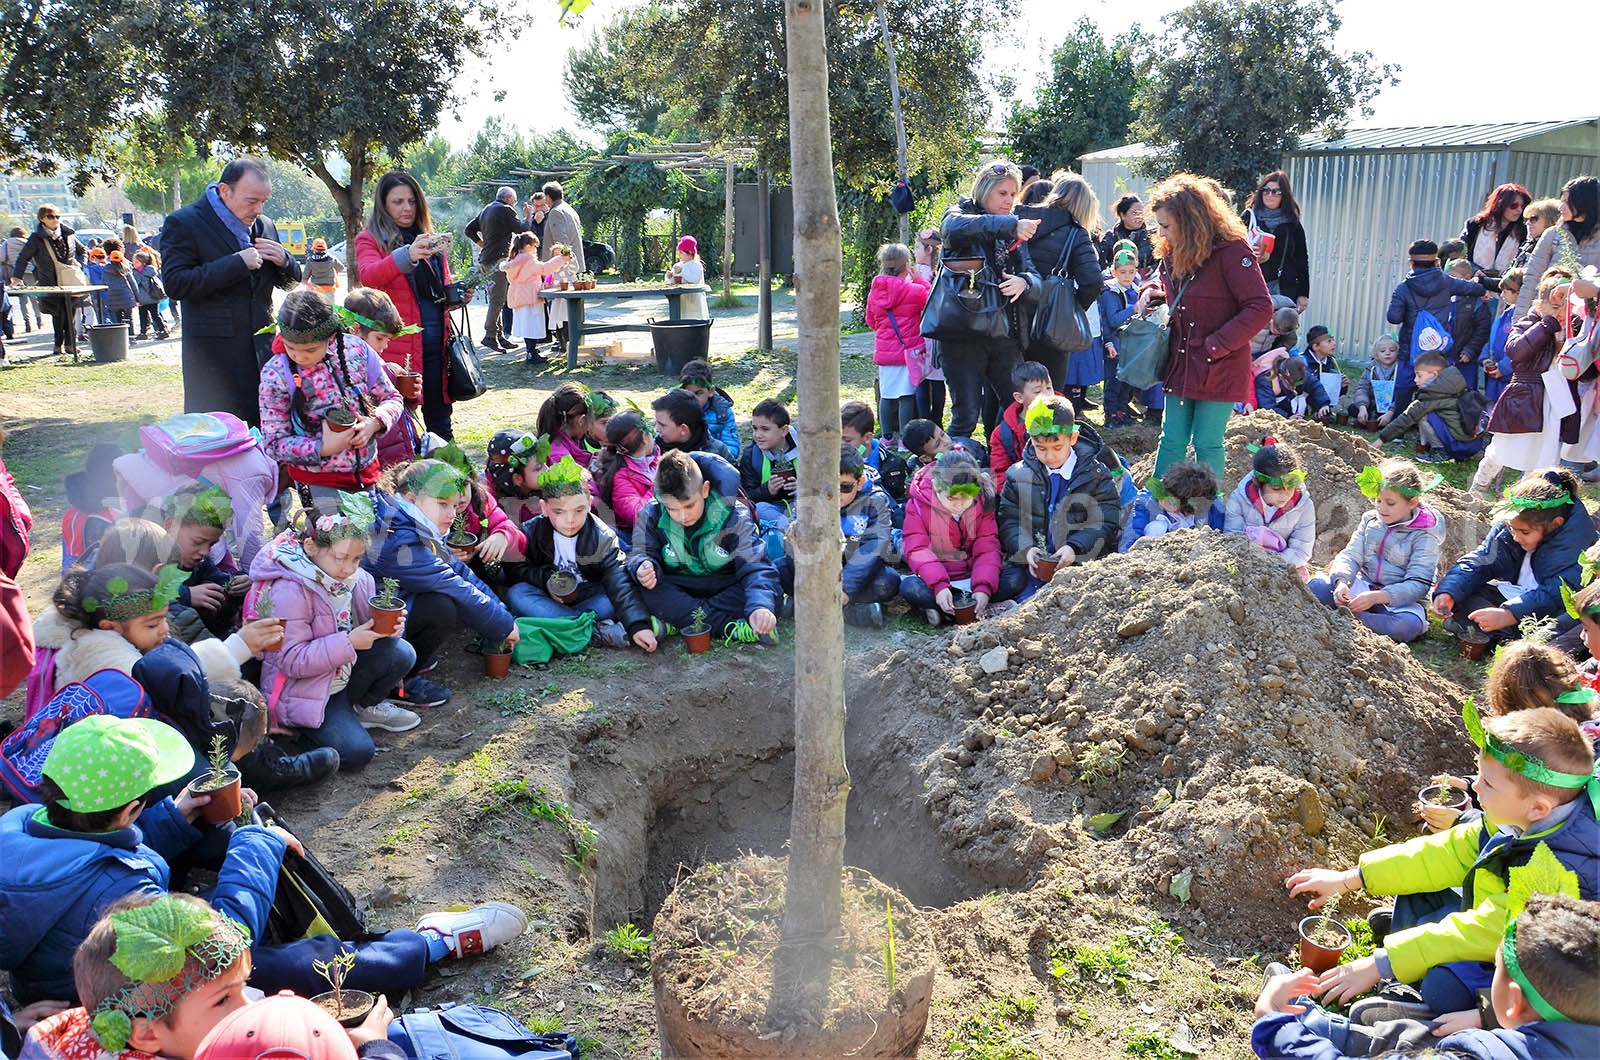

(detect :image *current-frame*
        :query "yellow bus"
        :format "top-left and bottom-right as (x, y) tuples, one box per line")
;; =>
(279, 221), (308, 258)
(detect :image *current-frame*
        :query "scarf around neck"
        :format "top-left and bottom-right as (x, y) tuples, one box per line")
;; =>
(1252, 203), (1287, 233)
(205, 183), (254, 251)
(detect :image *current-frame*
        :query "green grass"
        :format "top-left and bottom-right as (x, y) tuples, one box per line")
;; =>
(945, 994), (1041, 1060)
(602, 922), (651, 961)
(1124, 1030), (1185, 1060)
(1053, 937), (1134, 991)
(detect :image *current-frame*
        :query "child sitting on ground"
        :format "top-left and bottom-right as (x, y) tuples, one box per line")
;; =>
(1347, 335), (1403, 430)
(366, 459), (519, 708)
(1482, 267), (1524, 404)
(901, 419), (987, 471)
(677, 359), (742, 459)
(258, 289), (404, 498)
(248, 491), (419, 771)
(626, 450), (779, 645)
(1255, 354), (1332, 420)
(1223, 438), (1317, 576)
(1299, 325), (1345, 409)
(592, 411), (658, 540)
(864, 242), (929, 446)
(161, 487), (247, 640)
(1251, 894), (1600, 1059)
(580, 389), (616, 459)
(539, 382), (599, 471)
(988, 361), (1053, 491)
(485, 429), (550, 564)
(652, 389), (736, 463)
(1246, 305), (1302, 409)
(997, 396), (1122, 599)
(740, 398), (800, 530)
(1284, 706), (1600, 1021)
(1435, 467), (1598, 644)
(509, 457), (656, 652)
(1375, 350), (1485, 461)
(1570, 579), (1600, 688)
(841, 401), (910, 505)
(901, 450), (1009, 625)
(1119, 461), (1223, 552)
(1309, 460), (1443, 642)
(776, 445), (900, 630)
(433, 443), (522, 583)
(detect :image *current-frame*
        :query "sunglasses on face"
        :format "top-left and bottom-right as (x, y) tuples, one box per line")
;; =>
(42, 213), (58, 219)
(1261, 186), (1282, 194)
(838, 480), (859, 493)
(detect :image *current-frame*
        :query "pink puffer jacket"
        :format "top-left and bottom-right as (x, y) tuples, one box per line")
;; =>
(865, 272), (929, 366)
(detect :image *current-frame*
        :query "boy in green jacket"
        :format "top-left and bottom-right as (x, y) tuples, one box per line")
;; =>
(1283, 705), (1600, 1019)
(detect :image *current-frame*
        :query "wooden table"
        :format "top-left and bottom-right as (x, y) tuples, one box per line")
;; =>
(542, 284), (709, 369)
(9, 284), (109, 360)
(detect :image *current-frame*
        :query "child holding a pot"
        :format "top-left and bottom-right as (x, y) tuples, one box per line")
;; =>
(1307, 460), (1444, 643)
(773, 445), (900, 630)
(625, 450), (779, 646)
(508, 456), (656, 653)
(1435, 467), (1597, 647)
(258, 289), (406, 505)
(431, 442), (523, 583)
(366, 459), (518, 709)
(160, 485), (248, 641)
(740, 398), (800, 531)
(341, 286), (426, 471)
(1284, 705), (1600, 1022)
(996, 395), (1122, 603)
(1223, 438), (1317, 577)
(248, 490), (420, 771)
(901, 449), (1011, 626)
(1119, 461), (1224, 552)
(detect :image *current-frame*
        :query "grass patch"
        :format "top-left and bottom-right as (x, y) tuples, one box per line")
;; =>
(476, 776), (600, 875)
(1124, 1030), (1185, 1060)
(602, 922), (651, 961)
(946, 993), (1040, 1060)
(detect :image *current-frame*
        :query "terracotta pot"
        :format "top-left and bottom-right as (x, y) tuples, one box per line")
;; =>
(445, 531), (479, 550)
(952, 601), (978, 625)
(1335, 411), (1349, 425)
(684, 630), (713, 655)
(396, 372), (422, 401)
(560, 281), (570, 290)
(187, 766), (243, 825)
(548, 570), (579, 604)
(1033, 558), (1060, 582)
(370, 602), (404, 636)
(324, 409), (356, 433)
(483, 651), (512, 678)
(1297, 915), (1352, 975)
(312, 991), (375, 1029)
(1418, 783), (1469, 812)
(1457, 635), (1491, 661)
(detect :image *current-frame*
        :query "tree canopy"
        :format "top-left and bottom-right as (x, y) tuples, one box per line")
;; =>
(1006, 17), (1141, 175)
(1131, 0), (1397, 193)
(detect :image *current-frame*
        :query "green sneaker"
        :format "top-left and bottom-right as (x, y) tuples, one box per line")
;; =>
(652, 617), (678, 637)
(722, 620), (778, 647)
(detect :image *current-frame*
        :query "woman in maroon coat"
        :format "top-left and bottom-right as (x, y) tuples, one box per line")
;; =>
(1141, 174), (1274, 478)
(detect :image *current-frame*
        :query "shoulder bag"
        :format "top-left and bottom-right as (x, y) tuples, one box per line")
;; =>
(919, 252), (1009, 342)
(1030, 227), (1093, 354)
(446, 305), (488, 402)
(1115, 273), (1192, 391)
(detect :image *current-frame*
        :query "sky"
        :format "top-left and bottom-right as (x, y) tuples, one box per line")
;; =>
(440, 1), (1597, 150)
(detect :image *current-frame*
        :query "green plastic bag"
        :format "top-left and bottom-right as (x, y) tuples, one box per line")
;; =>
(510, 613), (596, 665)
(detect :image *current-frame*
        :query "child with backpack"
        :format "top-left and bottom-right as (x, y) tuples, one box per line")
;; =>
(131, 250), (169, 339)
(1386, 239), (1487, 413)
(864, 243), (930, 446)
(1374, 350), (1487, 461)
(302, 237), (343, 301)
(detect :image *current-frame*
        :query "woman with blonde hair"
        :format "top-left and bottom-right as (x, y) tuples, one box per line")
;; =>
(1139, 174), (1273, 477)
(1019, 170), (1107, 399)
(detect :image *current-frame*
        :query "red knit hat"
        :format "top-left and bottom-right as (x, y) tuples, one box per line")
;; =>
(195, 992), (358, 1060)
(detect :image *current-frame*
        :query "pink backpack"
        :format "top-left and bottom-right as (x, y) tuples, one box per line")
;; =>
(138, 412), (260, 477)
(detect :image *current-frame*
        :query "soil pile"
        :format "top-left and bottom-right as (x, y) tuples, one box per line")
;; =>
(854, 531), (1476, 951)
(1129, 410), (1493, 573)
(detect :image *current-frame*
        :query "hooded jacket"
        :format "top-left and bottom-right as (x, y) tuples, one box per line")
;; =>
(249, 530), (377, 730)
(840, 485), (898, 599)
(364, 491), (515, 644)
(1119, 491), (1225, 552)
(901, 467), (1001, 598)
(0, 802), (283, 1004)
(519, 512), (650, 637)
(1385, 267), (1486, 391)
(1326, 505), (1447, 620)
(866, 272), (930, 366)
(625, 491), (778, 617)
(1223, 479), (1318, 570)
(1251, 1010), (1599, 1059)
(702, 389), (742, 458)
(988, 401), (1029, 491)
(996, 430), (1122, 566)
(606, 448), (659, 537)
(1380, 364), (1472, 442)
(1437, 499), (1598, 621)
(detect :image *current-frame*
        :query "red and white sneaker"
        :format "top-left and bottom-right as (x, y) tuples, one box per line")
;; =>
(415, 902), (527, 959)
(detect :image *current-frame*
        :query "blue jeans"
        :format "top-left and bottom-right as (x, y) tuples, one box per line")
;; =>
(1391, 890), (1492, 1013)
(901, 566), (1026, 612)
(250, 930), (430, 998)
(1308, 576), (1427, 642)
(298, 635), (417, 771)
(506, 580), (616, 622)
(1153, 397), (1231, 479)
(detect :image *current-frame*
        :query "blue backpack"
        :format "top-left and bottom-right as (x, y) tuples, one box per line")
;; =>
(387, 1004), (578, 1060)
(1411, 307), (1455, 358)
(0, 670), (154, 805)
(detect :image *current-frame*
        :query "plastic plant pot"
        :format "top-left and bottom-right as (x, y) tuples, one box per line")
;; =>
(548, 569), (580, 604)
(684, 629), (713, 654)
(370, 600), (404, 636)
(312, 990), (375, 1029)
(324, 408), (356, 433)
(445, 531), (480, 550)
(1419, 783), (1470, 812)
(951, 594), (978, 625)
(1456, 628), (1492, 661)
(1297, 915), (1352, 975)
(1033, 558), (1060, 582)
(187, 765), (243, 825)
(483, 651), (513, 678)
(396, 373), (423, 401)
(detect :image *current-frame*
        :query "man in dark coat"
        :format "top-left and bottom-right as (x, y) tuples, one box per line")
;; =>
(159, 157), (301, 425)
(464, 186), (534, 352)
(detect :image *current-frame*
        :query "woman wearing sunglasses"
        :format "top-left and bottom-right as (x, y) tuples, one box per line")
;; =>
(8, 204), (87, 358)
(1242, 170), (1310, 313)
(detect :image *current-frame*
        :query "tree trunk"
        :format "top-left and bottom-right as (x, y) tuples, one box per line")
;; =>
(309, 157), (365, 287)
(874, 0), (910, 246)
(766, 0), (848, 1030)
(756, 164), (773, 352)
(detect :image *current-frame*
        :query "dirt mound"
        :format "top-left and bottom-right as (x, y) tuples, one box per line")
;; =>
(1129, 410), (1493, 573)
(853, 531), (1476, 952)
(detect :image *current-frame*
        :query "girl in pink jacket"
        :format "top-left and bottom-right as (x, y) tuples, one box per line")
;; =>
(503, 232), (570, 362)
(248, 491), (419, 770)
(593, 410), (658, 539)
(864, 243), (930, 445)
(899, 451), (1005, 625)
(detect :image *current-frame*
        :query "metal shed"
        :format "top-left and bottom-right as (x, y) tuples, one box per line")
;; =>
(1078, 142), (1160, 229)
(1079, 119), (1600, 361)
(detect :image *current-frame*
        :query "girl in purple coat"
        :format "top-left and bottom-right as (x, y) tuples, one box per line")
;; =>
(248, 491), (418, 771)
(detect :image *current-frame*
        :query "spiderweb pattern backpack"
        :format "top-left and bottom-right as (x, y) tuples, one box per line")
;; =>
(0, 670), (155, 804)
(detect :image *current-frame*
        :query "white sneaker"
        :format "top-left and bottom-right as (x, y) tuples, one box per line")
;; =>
(354, 701), (421, 732)
(415, 901), (527, 958)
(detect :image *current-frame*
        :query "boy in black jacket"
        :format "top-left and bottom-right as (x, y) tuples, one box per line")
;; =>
(509, 456), (658, 652)
(162, 485), (246, 639)
(740, 397), (800, 529)
(1445, 257), (1495, 390)
(627, 450), (780, 645)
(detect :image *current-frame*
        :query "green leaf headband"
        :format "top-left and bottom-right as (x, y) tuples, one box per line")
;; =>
(166, 485), (233, 529)
(584, 389), (617, 418)
(504, 432), (551, 470)
(1502, 917), (1571, 1023)
(1561, 582), (1600, 620)
(938, 482), (981, 499)
(433, 442), (475, 479)
(1023, 400), (1076, 438)
(1357, 465), (1441, 500)
(90, 898), (251, 1052)
(1494, 487), (1574, 516)
(537, 455), (589, 497)
(1253, 468), (1306, 490)
(82, 564), (189, 622)
(1110, 238), (1139, 267)
(406, 461), (469, 500)
(1463, 698), (1600, 814)
(340, 306), (422, 337)
(310, 490), (376, 543)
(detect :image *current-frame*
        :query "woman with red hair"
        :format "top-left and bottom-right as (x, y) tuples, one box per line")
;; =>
(1460, 183), (1531, 286)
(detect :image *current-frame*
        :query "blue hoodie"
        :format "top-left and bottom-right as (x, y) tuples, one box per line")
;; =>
(1251, 1011), (1600, 1059)
(1437, 499), (1599, 622)
(1386, 267), (1486, 392)
(364, 490), (515, 644)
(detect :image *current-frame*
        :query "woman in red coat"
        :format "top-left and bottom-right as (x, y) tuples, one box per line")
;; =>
(1141, 174), (1274, 479)
(354, 171), (457, 440)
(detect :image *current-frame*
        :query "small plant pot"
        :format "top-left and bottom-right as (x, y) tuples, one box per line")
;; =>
(951, 600), (978, 625)
(396, 372), (422, 401)
(1456, 632), (1492, 661)
(1335, 411), (1349, 425)
(1297, 915), (1352, 975)
(370, 600), (404, 636)
(1418, 783), (1469, 812)
(1033, 558), (1060, 582)
(483, 651), (513, 678)
(548, 570), (579, 604)
(312, 990), (375, 1029)
(445, 531), (479, 550)
(683, 630), (713, 655)
(560, 280), (571, 291)
(187, 766), (243, 825)
(324, 408), (357, 434)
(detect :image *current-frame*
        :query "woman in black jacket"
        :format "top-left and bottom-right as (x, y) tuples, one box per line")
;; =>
(938, 159), (1042, 440)
(1097, 194), (1154, 273)
(9, 203), (87, 357)
(1242, 170), (1310, 311)
(1016, 171), (1106, 400)
(1460, 182), (1531, 290)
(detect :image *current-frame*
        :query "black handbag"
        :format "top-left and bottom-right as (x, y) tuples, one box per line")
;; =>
(446, 305), (488, 402)
(919, 256), (1009, 342)
(1031, 228), (1093, 354)
(444, 280), (470, 307)
(254, 802), (377, 945)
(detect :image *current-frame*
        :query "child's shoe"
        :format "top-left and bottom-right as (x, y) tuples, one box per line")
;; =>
(923, 608), (944, 627)
(593, 620), (629, 648)
(392, 675), (451, 708)
(355, 700), (422, 732)
(722, 619), (778, 646)
(242, 741), (341, 792)
(1349, 983), (1429, 1026)
(1365, 906), (1393, 946)
(416, 902), (528, 959)
(843, 602), (883, 629)
(651, 617), (677, 637)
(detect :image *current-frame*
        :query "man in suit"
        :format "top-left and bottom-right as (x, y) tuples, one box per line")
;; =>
(464, 185), (534, 352)
(159, 157), (302, 425)
(540, 181), (586, 352)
